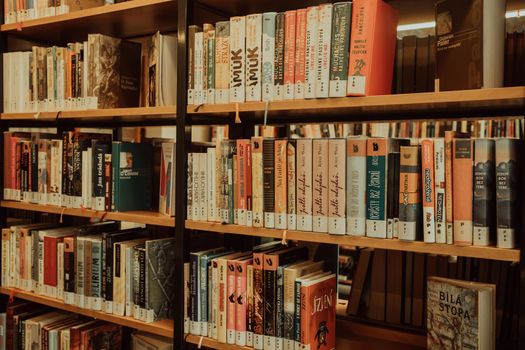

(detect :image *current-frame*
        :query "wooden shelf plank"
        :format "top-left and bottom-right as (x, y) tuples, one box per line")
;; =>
(1, 0), (178, 44)
(0, 287), (173, 338)
(185, 334), (252, 350)
(186, 221), (520, 262)
(1, 201), (175, 227)
(1, 106), (176, 122)
(188, 87), (525, 124)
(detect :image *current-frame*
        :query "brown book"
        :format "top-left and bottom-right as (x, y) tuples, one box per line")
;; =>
(367, 249), (386, 321)
(347, 248), (373, 316)
(401, 35), (416, 93)
(411, 253), (425, 327)
(187, 25), (201, 104)
(427, 36), (436, 92)
(385, 250), (403, 324)
(415, 36), (429, 93)
(393, 39), (403, 93)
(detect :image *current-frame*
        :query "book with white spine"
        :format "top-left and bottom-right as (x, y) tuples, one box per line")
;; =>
(434, 138), (446, 243)
(315, 3), (332, 98)
(296, 139), (313, 231)
(346, 137), (367, 236)
(262, 12), (277, 101)
(207, 148), (217, 222)
(246, 14), (263, 102)
(230, 16), (246, 103)
(328, 138), (346, 234)
(312, 139), (329, 232)
(304, 6), (319, 99)
(215, 21), (230, 104)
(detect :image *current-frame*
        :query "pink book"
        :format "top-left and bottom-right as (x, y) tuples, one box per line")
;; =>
(294, 8), (307, 99)
(10, 136), (19, 199)
(284, 10), (297, 100)
(235, 258), (253, 346)
(245, 143), (253, 226)
(226, 259), (237, 344)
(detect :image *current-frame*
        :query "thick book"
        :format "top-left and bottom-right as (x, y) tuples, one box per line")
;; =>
(473, 139), (495, 246)
(346, 0), (398, 96)
(346, 137), (367, 236)
(495, 138), (520, 249)
(296, 138), (313, 231)
(329, 2), (352, 97)
(230, 16), (246, 102)
(111, 142), (153, 212)
(398, 145), (422, 241)
(366, 138), (388, 238)
(427, 277), (495, 350)
(328, 139), (346, 234)
(435, 0), (505, 90)
(262, 12), (277, 101)
(421, 139), (436, 243)
(452, 139), (473, 245)
(246, 14), (263, 102)
(313, 139), (329, 232)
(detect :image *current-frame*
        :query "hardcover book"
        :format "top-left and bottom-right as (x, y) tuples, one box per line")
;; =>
(433, 138), (446, 244)
(304, 6), (319, 99)
(421, 139), (436, 243)
(328, 139), (346, 234)
(262, 12), (277, 101)
(159, 142), (176, 217)
(246, 14), (263, 102)
(427, 277), (495, 350)
(346, 137), (367, 236)
(473, 139), (495, 246)
(313, 139), (329, 232)
(296, 139), (313, 231)
(294, 9), (307, 99)
(275, 140), (288, 229)
(263, 138), (276, 228)
(316, 3), (332, 98)
(273, 12), (285, 101)
(252, 137), (264, 227)
(366, 138), (388, 238)
(329, 2), (352, 97)
(215, 22), (230, 104)
(283, 10), (296, 100)
(287, 140), (297, 230)
(453, 139), (473, 245)
(444, 131), (455, 244)
(230, 16), (246, 102)
(398, 145), (422, 241)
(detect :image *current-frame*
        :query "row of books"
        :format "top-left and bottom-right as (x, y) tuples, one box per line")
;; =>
(3, 32), (176, 113)
(187, 0), (398, 105)
(187, 135), (521, 248)
(1, 221), (176, 323)
(2, 131), (160, 213)
(184, 242), (336, 350)
(1, 302), (124, 350)
(3, 0), (104, 24)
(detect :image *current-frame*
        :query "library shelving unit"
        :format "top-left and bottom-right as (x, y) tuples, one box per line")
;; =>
(1, 0), (525, 349)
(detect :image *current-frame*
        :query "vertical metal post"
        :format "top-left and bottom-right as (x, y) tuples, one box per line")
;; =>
(175, 0), (191, 347)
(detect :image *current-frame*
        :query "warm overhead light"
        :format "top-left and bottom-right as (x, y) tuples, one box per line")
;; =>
(397, 9), (525, 32)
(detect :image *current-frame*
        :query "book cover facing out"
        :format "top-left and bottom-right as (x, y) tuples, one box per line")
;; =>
(146, 238), (176, 322)
(112, 142), (153, 212)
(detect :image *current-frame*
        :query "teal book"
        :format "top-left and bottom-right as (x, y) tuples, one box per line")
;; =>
(366, 138), (388, 238)
(111, 142), (153, 212)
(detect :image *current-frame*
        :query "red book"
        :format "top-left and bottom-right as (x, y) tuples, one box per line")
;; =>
(70, 321), (102, 350)
(300, 274), (337, 350)
(346, 0), (398, 96)
(284, 10), (297, 100)
(42, 228), (73, 296)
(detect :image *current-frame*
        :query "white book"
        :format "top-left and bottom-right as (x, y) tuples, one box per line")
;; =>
(211, 260), (219, 339)
(315, 4), (332, 98)
(328, 139), (346, 234)
(246, 13), (263, 102)
(187, 153), (193, 220)
(346, 137), (367, 236)
(57, 242), (64, 300)
(207, 148), (217, 222)
(312, 139), (329, 232)
(194, 32), (204, 105)
(199, 152), (208, 221)
(262, 12), (276, 101)
(304, 6), (318, 99)
(434, 138), (446, 244)
(287, 141), (297, 230)
(192, 153), (200, 221)
(296, 139), (313, 231)
(230, 16), (246, 102)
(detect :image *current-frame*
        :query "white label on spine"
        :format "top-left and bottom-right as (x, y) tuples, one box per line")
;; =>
(347, 75), (366, 95)
(275, 213), (287, 229)
(264, 212), (275, 228)
(287, 214), (296, 230)
(497, 228), (515, 249)
(366, 219), (387, 238)
(473, 227), (490, 246)
(398, 221), (417, 241)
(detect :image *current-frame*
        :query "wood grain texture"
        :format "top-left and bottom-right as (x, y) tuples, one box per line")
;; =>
(1, 201), (175, 227)
(0, 287), (174, 338)
(186, 220), (520, 262)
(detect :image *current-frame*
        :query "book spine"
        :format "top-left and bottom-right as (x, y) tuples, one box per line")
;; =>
(230, 16), (246, 103)
(237, 141), (248, 225)
(283, 10), (296, 100)
(252, 137), (264, 227)
(63, 237), (75, 304)
(434, 138), (446, 243)
(228, 142), (236, 224)
(114, 242), (125, 316)
(220, 142), (229, 223)
(187, 26), (198, 104)
(293, 280), (302, 350)
(294, 9), (307, 99)
(275, 265), (285, 350)
(57, 241), (64, 300)
(245, 143), (253, 226)
(215, 21), (230, 104)
(207, 148), (217, 221)
(453, 139), (473, 245)
(43, 236), (58, 297)
(263, 139), (276, 228)
(473, 139), (496, 246)
(199, 153), (208, 222)
(202, 24), (211, 104)
(246, 264), (254, 347)
(207, 29), (216, 104)
(495, 139), (519, 248)
(313, 139), (329, 232)
(275, 140), (288, 229)
(192, 153), (200, 221)
(93, 144), (105, 211)
(235, 260), (250, 346)
(273, 12), (285, 101)
(262, 12), (276, 101)
(347, 0), (372, 96)
(31, 141), (38, 204)
(366, 138), (387, 238)
(398, 146), (422, 241)
(187, 152), (193, 220)
(226, 260), (236, 344)
(287, 140), (297, 230)
(329, 2), (352, 97)
(189, 253), (200, 335)
(253, 252), (264, 350)
(91, 240), (102, 310)
(421, 139), (436, 242)
(246, 14), (262, 102)
(210, 260), (219, 339)
(85, 239), (93, 309)
(328, 139), (346, 234)
(296, 139), (313, 231)
(263, 255), (277, 350)
(444, 131), (454, 244)
(304, 6), (318, 99)
(200, 255), (209, 336)
(1, 229), (9, 287)
(218, 258), (228, 343)
(194, 31), (204, 105)
(76, 236), (85, 307)
(316, 3), (332, 98)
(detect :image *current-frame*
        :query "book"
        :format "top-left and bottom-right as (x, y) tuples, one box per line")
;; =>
(275, 140), (288, 229)
(230, 16), (246, 103)
(215, 21), (230, 104)
(444, 131), (455, 244)
(328, 138), (346, 234)
(427, 277), (495, 350)
(421, 139), (436, 243)
(246, 14), (263, 102)
(294, 9), (307, 99)
(473, 139), (495, 246)
(366, 138), (388, 238)
(147, 32), (177, 107)
(287, 140), (297, 230)
(452, 139), (473, 245)
(283, 10), (296, 100)
(273, 13), (285, 101)
(346, 0), (398, 96)
(315, 4), (332, 98)
(434, 138), (446, 244)
(263, 138), (276, 228)
(296, 139), (313, 231)
(312, 139), (329, 233)
(262, 13), (277, 101)
(159, 142), (176, 216)
(346, 137), (367, 236)
(304, 6), (319, 99)
(329, 2), (352, 97)
(398, 145), (422, 241)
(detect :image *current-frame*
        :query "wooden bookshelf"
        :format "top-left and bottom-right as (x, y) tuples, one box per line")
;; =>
(188, 87), (525, 124)
(0, 287), (174, 338)
(186, 221), (521, 262)
(1, 0), (178, 44)
(185, 335), (253, 350)
(1, 106), (177, 122)
(1, 201), (175, 227)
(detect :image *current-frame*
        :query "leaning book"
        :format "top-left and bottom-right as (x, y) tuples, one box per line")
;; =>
(427, 276), (495, 350)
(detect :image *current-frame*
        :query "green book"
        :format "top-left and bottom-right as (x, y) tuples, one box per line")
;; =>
(111, 142), (153, 212)
(329, 2), (352, 97)
(366, 138), (388, 238)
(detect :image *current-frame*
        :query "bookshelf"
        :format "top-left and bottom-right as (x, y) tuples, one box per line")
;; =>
(0, 287), (174, 338)
(1, 0), (524, 348)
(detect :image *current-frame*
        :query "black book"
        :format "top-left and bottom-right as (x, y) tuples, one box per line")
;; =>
(473, 139), (496, 246)
(401, 35), (417, 93)
(415, 36), (429, 93)
(263, 138), (275, 228)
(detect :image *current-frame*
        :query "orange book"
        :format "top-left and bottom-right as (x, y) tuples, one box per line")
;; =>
(444, 131), (455, 244)
(421, 139), (436, 243)
(284, 10), (296, 100)
(294, 8), (307, 99)
(452, 138), (473, 246)
(346, 0), (398, 96)
(275, 140), (288, 229)
(300, 274), (337, 350)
